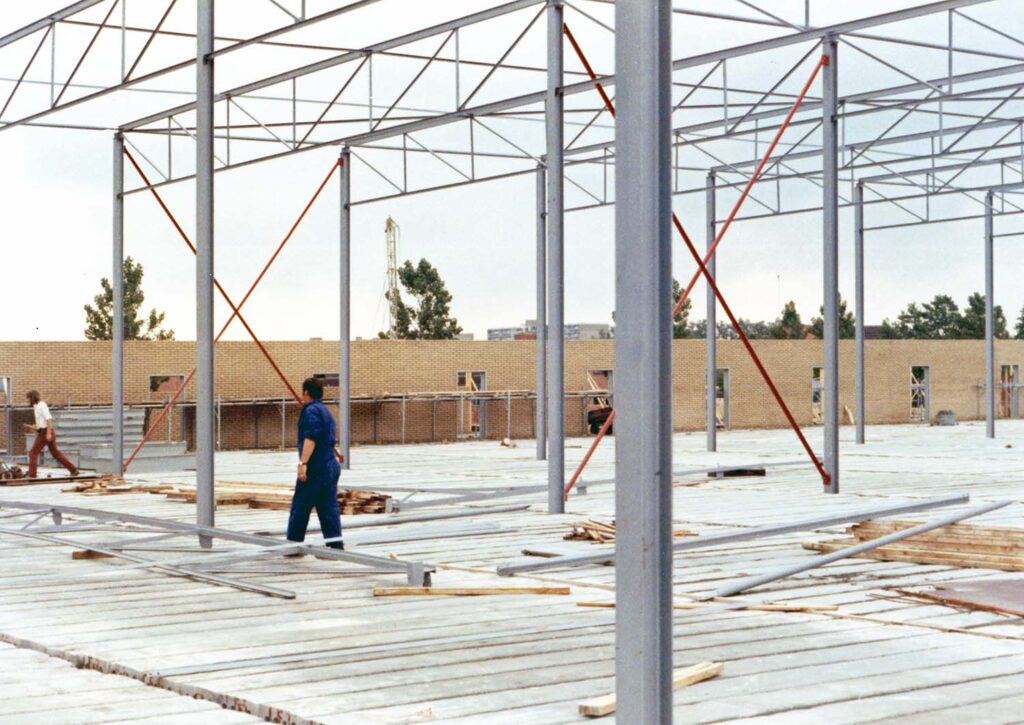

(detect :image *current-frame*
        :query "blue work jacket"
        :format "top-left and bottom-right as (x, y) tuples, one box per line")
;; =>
(297, 399), (339, 477)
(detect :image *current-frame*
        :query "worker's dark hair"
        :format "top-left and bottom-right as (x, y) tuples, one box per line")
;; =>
(302, 377), (324, 400)
(25, 390), (40, 405)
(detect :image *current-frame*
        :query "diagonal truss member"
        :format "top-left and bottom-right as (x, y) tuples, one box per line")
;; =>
(121, 150), (340, 470)
(562, 24), (830, 499)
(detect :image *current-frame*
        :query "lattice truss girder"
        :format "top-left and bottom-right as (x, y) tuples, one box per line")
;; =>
(2, 0), (1024, 228)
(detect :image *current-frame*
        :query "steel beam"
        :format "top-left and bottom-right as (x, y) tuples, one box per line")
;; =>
(536, 163), (547, 461)
(0, 1), (106, 50)
(546, 0), (564, 513)
(339, 147), (351, 468)
(985, 189), (996, 438)
(822, 36), (840, 493)
(706, 171), (717, 451)
(196, 0), (216, 540)
(112, 132), (124, 475)
(614, 1), (673, 720)
(0, 500), (434, 584)
(496, 493), (969, 575)
(714, 499), (1010, 598)
(854, 182), (866, 445)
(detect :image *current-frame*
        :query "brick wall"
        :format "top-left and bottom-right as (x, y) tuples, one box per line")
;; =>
(1, 339), (1020, 453)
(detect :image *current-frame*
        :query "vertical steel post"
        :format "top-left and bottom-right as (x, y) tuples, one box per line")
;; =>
(822, 35), (840, 493)
(985, 190), (995, 438)
(196, 0), (216, 537)
(339, 147), (352, 468)
(112, 133), (125, 476)
(536, 164), (547, 461)
(614, 1), (673, 721)
(546, 0), (565, 513)
(854, 182), (865, 445)
(706, 171), (717, 451)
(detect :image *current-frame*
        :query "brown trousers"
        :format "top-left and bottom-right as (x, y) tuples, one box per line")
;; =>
(28, 430), (77, 478)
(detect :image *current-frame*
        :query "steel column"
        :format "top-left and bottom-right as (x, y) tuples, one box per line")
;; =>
(822, 35), (840, 493)
(339, 147), (352, 467)
(536, 163), (547, 461)
(112, 133), (125, 475)
(985, 189), (995, 438)
(546, 0), (564, 513)
(614, 1), (673, 721)
(854, 182), (865, 444)
(195, 0), (215, 538)
(706, 171), (717, 451)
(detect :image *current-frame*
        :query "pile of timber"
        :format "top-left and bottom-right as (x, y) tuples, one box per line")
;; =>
(3, 472), (106, 487)
(565, 519), (697, 543)
(165, 483), (390, 514)
(64, 478), (172, 495)
(803, 519), (1024, 572)
(63, 478), (390, 515)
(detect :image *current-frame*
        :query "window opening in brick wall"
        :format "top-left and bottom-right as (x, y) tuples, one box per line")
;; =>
(313, 372), (339, 390)
(456, 371), (486, 437)
(586, 369), (613, 434)
(1, 375), (11, 458)
(811, 367), (824, 425)
(999, 364), (1020, 418)
(911, 366), (930, 422)
(148, 374), (186, 442)
(716, 368), (730, 429)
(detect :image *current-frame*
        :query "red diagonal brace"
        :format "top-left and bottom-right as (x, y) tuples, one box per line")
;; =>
(563, 24), (830, 499)
(121, 152), (340, 470)
(673, 54), (826, 316)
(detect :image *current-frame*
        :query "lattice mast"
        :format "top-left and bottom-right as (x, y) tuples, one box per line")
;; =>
(385, 216), (401, 338)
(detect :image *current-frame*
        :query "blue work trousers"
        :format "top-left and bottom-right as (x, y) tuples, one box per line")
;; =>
(286, 467), (343, 547)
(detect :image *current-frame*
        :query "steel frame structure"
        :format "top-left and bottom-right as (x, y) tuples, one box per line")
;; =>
(5, 0), (1024, 714)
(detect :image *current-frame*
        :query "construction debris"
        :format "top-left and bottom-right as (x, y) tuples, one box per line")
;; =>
(578, 661), (724, 717)
(373, 586), (570, 597)
(63, 479), (391, 515)
(803, 518), (1024, 572)
(3, 472), (107, 487)
(65, 479), (172, 495)
(565, 519), (697, 543)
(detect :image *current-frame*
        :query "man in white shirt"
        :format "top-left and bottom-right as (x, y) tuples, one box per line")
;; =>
(25, 390), (78, 478)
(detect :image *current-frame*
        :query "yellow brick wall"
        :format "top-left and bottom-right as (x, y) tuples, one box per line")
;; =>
(1, 339), (1021, 452)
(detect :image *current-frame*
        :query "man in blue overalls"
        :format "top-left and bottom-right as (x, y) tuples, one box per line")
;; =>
(287, 377), (344, 550)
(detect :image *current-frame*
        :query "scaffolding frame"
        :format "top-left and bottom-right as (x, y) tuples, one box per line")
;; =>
(5, 0), (1024, 715)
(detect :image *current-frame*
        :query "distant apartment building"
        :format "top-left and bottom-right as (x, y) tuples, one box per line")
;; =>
(487, 320), (611, 341)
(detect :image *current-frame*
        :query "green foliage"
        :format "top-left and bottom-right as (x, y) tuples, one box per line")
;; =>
(83, 257), (174, 341)
(959, 292), (1008, 339)
(1015, 304), (1024, 340)
(672, 278), (692, 339)
(810, 295), (856, 339)
(771, 301), (805, 339)
(381, 258), (462, 339)
(881, 293), (1006, 339)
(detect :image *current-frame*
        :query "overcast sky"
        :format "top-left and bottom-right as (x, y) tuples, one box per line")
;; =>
(3, 0), (1024, 342)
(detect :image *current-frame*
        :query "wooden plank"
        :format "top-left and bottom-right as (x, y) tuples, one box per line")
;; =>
(72, 550), (113, 560)
(804, 540), (1024, 571)
(373, 587), (571, 597)
(578, 661), (724, 717)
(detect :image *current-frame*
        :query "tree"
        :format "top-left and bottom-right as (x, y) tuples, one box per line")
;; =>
(921, 294), (963, 338)
(672, 278), (692, 339)
(809, 295), (856, 339)
(770, 301), (805, 339)
(1015, 303), (1024, 340)
(380, 258), (462, 339)
(84, 256), (174, 340)
(959, 292), (1008, 339)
